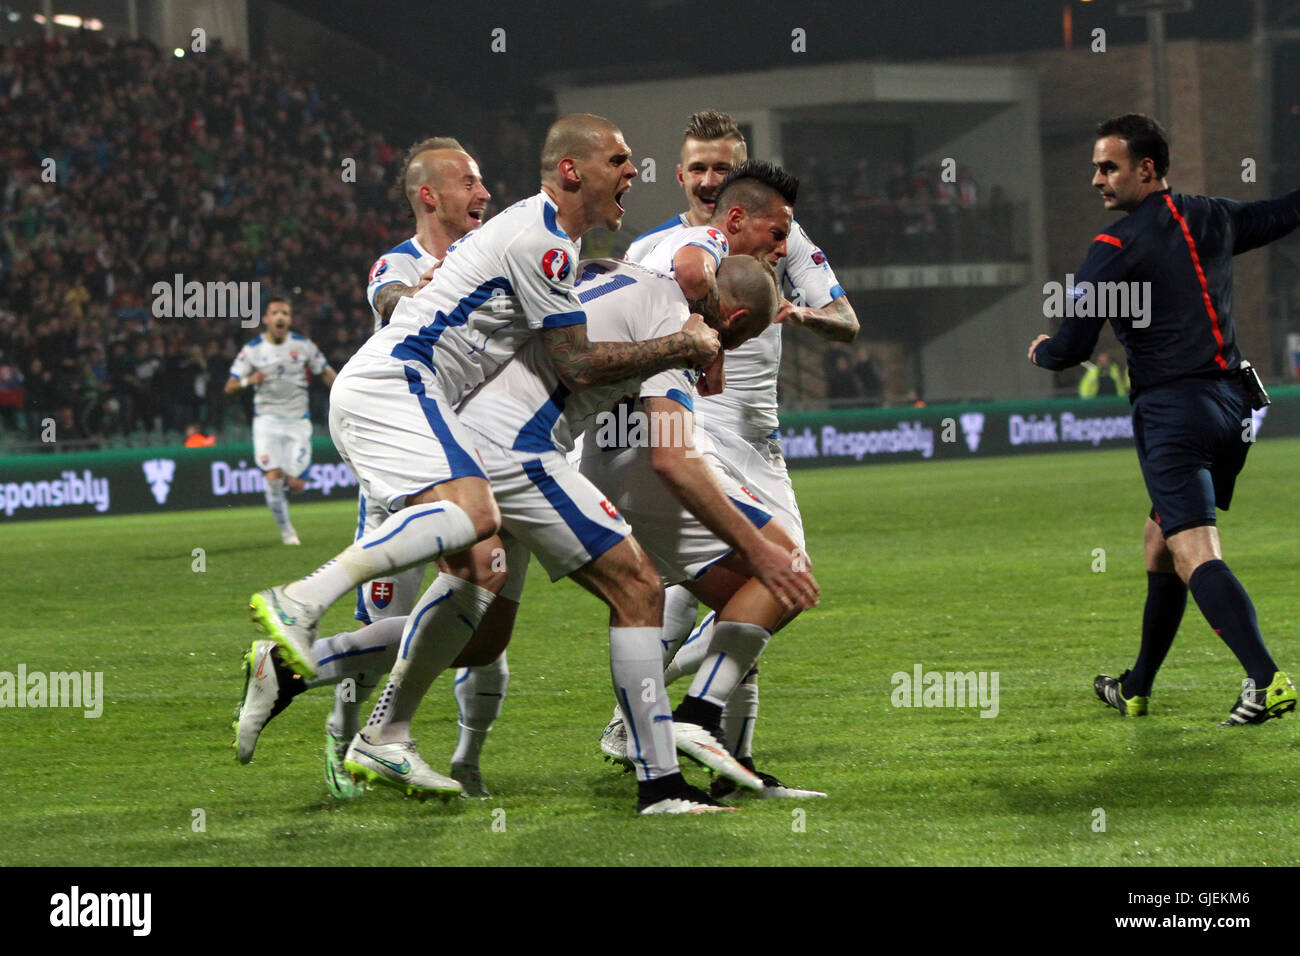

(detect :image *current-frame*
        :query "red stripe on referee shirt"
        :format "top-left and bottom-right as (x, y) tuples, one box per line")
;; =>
(1163, 194), (1228, 370)
(1093, 233), (1123, 248)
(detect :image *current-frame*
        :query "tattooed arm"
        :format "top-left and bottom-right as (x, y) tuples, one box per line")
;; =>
(373, 264), (440, 322)
(671, 245), (721, 326)
(776, 295), (860, 343)
(542, 315), (720, 391)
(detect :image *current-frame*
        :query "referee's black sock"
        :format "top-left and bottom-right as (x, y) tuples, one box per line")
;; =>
(1126, 571), (1187, 697)
(1187, 559), (1278, 687)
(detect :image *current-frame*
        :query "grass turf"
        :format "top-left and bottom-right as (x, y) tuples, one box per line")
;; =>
(2, 438), (1298, 866)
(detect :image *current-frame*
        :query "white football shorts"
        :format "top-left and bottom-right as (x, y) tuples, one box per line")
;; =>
(577, 438), (773, 586)
(468, 429), (631, 581)
(329, 361), (486, 514)
(252, 415), (313, 477)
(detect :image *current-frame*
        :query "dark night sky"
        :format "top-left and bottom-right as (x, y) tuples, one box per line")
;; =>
(275, 0), (1254, 104)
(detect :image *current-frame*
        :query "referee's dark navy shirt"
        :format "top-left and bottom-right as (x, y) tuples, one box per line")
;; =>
(1034, 187), (1300, 395)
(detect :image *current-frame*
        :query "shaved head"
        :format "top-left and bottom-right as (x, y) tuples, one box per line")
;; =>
(540, 113), (623, 184)
(716, 255), (779, 347)
(395, 136), (465, 216)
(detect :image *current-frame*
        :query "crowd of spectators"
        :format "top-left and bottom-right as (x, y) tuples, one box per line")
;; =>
(793, 158), (1018, 266)
(0, 31), (531, 448)
(823, 343), (886, 405)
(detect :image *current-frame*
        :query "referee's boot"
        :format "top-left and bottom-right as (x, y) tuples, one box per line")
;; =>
(1094, 669), (1149, 717)
(1220, 671), (1297, 726)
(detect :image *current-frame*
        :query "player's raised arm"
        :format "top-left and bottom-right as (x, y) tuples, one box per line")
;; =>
(541, 315), (719, 391)
(644, 395), (817, 612)
(774, 223), (859, 342)
(779, 295), (860, 342)
(672, 244), (722, 325)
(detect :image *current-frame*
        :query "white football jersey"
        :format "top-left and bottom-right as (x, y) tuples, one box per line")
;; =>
(459, 258), (699, 455)
(229, 332), (328, 419)
(635, 224), (729, 276)
(366, 235), (439, 333)
(626, 215), (845, 438)
(623, 213), (689, 263)
(346, 192), (586, 407)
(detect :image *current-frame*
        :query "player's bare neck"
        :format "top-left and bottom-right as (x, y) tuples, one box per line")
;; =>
(685, 209), (710, 227)
(416, 221), (450, 260)
(541, 183), (586, 240)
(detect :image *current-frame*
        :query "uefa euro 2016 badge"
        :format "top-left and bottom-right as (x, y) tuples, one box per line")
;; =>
(542, 248), (571, 281)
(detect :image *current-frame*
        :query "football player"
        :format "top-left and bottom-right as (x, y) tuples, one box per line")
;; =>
(620, 110), (859, 797)
(225, 297), (336, 546)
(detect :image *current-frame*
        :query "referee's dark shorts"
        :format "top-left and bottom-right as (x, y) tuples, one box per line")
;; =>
(1132, 375), (1253, 538)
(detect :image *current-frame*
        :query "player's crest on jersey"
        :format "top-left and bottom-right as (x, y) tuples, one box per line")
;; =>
(811, 250), (827, 265)
(369, 257), (389, 282)
(706, 228), (726, 246)
(542, 248), (571, 281)
(370, 581), (394, 609)
(599, 498), (620, 519)
(290, 351), (299, 360)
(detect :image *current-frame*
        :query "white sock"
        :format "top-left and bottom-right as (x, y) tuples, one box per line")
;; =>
(687, 620), (770, 708)
(307, 617), (403, 685)
(665, 612), (716, 685)
(264, 477), (292, 532)
(610, 626), (678, 782)
(722, 667), (760, 758)
(328, 670), (382, 740)
(660, 585), (700, 663)
(362, 574), (495, 744)
(286, 501), (476, 610)
(451, 651), (509, 766)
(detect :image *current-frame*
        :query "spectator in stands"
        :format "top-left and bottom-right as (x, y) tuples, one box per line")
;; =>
(1078, 351), (1129, 398)
(853, 344), (885, 405)
(825, 346), (863, 403)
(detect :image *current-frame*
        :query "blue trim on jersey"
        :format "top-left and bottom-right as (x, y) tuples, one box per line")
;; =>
(767, 429), (780, 439)
(541, 310), (586, 328)
(390, 238), (421, 259)
(542, 203), (570, 240)
(404, 366), (487, 481)
(685, 240), (722, 267)
(248, 336), (263, 346)
(729, 495), (771, 529)
(664, 388), (694, 412)
(521, 458), (625, 573)
(227, 372), (241, 379)
(829, 283), (846, 300)
(354, 493), (371, 623)
(390, 277), (514, 373)
(633, 214), (687, 244)
(361, 503), (445, 550)
(513, 383), (571, 454)
(289, 331), (307, 341)
(576, 272), (637, 304)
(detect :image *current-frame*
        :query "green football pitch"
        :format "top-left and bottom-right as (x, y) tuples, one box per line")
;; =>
(3, 440), (1298, 866)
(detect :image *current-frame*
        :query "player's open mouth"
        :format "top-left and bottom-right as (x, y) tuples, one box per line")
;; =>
(615, 189), (627, 213)
(468, 209), (484, 221)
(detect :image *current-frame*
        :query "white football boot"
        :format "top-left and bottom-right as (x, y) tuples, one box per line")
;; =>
(673, 721), (764, 791)
(233, 640), (303, 764)
(343, 736), (463, 801)
(599, 705), (632, 770)
(248, 585), (318, 680)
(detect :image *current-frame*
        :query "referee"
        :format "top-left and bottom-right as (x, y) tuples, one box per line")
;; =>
(1028, 113), (1296, 725)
